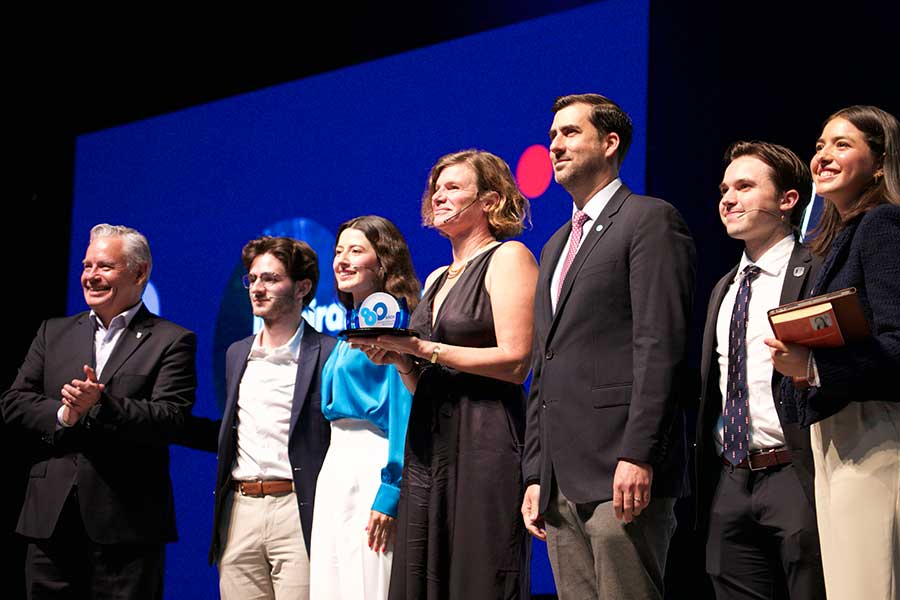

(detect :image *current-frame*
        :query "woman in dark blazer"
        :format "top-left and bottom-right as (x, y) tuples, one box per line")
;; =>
(766, 105), (900, 600)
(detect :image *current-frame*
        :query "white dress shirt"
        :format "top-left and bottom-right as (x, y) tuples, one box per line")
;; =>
(714, 235), (794, 452)
(231, 321), (304, 481)
(91, 302), (145, 378)
(551, 177), (623, 313)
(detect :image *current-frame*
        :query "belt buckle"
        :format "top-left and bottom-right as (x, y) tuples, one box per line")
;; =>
(239, 479), (262, 497)
(748, 447), (776, 471)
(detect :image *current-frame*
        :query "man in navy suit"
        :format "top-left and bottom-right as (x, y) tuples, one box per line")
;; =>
(522, 93), (696, 599)
(1, 223), (198, 600)
(209, 236), (336, 600)
(695, 141), (825, 599)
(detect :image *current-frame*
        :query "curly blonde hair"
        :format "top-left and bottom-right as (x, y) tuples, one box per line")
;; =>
(420, 149), (530, 240)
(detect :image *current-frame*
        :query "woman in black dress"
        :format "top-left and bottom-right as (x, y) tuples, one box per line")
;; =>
(365, 149), (538, 599)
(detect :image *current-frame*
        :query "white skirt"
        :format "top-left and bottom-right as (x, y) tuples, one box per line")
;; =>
(811, 400), (900, 600)
(309, 418), (392, 600)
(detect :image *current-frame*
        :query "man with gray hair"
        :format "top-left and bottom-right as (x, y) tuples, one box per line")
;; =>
(1, 223), (197, 600)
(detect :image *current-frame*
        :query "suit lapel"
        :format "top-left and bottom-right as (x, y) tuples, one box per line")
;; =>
(773, 242), (814, 446)
(289, 327), (320, 439)
(778, 243), (813, 305)
(552, 184), (631, 329)
(98, 306), (154, 385)
(73, 312), (96, 372)
(224, 336), (254, 425)
(811, 216), (858, 295)
(537, 225), (569, 328)
(700, 267), (737, 395)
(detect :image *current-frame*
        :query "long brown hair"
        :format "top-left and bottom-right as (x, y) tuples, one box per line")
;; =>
(810, 105), (900, 255)
(334, 215), (421, 311)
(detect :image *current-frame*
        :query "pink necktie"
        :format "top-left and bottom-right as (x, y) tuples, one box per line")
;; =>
(556, 210), (590, 302)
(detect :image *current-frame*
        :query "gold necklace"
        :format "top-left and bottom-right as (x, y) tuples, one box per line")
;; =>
(445, 240), (497, 279)
(446, 262), (466, 279)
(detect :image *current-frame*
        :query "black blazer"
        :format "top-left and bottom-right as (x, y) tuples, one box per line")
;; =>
(784, 204), (900, 426)
(1, 306), (197, 544)
(208, 325), (336, 564)
(694, 242), (818, 532)
(524, 183), (697, 513)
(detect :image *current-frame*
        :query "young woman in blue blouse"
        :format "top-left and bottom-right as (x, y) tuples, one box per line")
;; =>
(309, 215), (420, 600)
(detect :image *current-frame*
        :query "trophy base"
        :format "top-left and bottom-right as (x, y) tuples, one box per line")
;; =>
(337, 328), (420, 340)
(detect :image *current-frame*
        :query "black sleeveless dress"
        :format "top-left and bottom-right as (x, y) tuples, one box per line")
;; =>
(388, 245), (530, 600)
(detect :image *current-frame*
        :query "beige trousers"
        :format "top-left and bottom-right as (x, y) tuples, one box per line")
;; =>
(811, 400), (900, 600)
(218, 490), (309, 600)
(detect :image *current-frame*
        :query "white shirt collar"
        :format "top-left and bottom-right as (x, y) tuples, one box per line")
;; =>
(90, 301), (144, 332)
(573, 177), (623, 222)
(737, 235), (795, 279)
(249, 320), (305, 364)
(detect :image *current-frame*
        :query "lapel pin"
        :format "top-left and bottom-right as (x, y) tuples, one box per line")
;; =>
(793, 266), (805, 277)
(136, 331), (143, 339)
(595, 224), (603, 232)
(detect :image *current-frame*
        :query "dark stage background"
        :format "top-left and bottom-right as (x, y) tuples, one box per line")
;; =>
(6, 2), (899, 599)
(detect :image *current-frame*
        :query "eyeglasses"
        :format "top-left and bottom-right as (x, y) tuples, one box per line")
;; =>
(241, 272), (285, 289)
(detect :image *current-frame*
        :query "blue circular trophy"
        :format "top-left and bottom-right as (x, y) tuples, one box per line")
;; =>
(338, 292), (419, 340)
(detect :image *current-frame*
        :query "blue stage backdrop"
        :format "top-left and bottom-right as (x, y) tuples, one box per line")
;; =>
(68, 1), (649, 596)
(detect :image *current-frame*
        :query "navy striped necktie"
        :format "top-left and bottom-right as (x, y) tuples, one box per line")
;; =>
(723, 264), (762, 465)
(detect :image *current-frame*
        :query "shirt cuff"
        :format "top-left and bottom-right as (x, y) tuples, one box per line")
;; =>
(807, 351), (821, 387)
(372, 483), (401, 517)
(57, 404), (75, 428)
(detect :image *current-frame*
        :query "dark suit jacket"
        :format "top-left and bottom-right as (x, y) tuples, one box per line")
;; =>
(695, 242), (818, 532)
(208, 325), (336, 564)
(785, 204), (900, 426)
(524, 183), (697, 513)
(0, 306), (197, 544)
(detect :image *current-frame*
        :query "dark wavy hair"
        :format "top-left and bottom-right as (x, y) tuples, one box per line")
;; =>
(241, 236), (318, 307)
(334, 215), (421, 311)
(810, 105), (900, 256)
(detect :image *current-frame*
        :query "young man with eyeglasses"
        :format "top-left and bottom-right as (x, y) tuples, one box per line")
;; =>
(209, 236), (337, 600)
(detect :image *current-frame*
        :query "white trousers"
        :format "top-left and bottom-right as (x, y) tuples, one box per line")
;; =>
(218, 490), (309, 600)
(310, 419), (392, 600)
(811, 400), (900, 600)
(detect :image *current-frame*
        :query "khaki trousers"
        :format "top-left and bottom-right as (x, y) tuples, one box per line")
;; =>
(811, 400), (900, 600)
(218, 490), (309, 600)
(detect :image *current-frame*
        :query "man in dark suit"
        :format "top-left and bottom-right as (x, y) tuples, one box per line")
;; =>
(1, 224), (197, 600)
(695, 141), (825, 599)
(210, 236), (336, 600)
(521, 93), (696, 599)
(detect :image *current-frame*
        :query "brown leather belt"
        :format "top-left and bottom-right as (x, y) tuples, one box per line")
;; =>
(722, 448), (792, 471)
(231, 479), (294, 497)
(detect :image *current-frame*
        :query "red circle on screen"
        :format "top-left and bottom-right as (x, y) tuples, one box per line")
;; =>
(516, 144), (553, 199)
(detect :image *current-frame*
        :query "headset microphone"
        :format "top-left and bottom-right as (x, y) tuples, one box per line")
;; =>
(434, 196), (482, 226)
(346, 264), (381, 274)
(738, 208), (785, 220)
